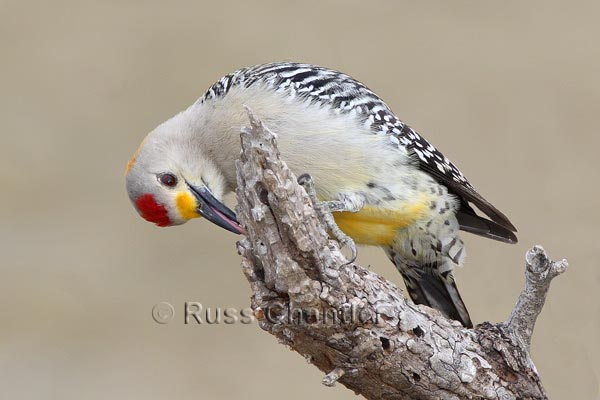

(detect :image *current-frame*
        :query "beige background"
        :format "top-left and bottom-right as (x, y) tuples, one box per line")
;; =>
(1, 1), (599, 398)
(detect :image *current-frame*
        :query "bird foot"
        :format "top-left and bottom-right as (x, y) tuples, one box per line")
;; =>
(297, 173), (358, 265)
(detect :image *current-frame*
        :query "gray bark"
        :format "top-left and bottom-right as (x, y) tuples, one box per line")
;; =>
(235, 109), (568, 400)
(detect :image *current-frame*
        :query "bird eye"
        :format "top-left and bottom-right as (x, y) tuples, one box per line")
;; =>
(158, 173), (178, 188)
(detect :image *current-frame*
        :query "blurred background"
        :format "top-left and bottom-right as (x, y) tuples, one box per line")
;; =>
(1, 1), (599, 398)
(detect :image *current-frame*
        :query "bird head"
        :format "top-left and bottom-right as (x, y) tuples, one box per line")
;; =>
(125, 114), (244, 234)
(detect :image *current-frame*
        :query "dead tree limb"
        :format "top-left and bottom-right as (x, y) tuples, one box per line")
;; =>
(235, 109), (568, 400)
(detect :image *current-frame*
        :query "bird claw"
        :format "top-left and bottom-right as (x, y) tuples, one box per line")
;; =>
(338, 235), (358, 266)
(297, 174), (358, 266)
(297, 173), (313, 188)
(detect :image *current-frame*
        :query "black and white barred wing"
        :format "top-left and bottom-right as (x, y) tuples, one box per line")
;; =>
(395, 124), (518, 243)
(203, 62), (517, 243)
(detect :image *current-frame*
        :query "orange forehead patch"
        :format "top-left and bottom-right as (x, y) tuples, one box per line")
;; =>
(125, 157), (137, 176)
(125, 136), (149, 176)
(125, 146), (142, 176)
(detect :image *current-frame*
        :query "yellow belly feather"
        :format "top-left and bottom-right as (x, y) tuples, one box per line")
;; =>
(333, 196), (429, 246)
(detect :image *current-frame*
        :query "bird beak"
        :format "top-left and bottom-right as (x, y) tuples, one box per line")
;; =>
(187, 183), (245, 235)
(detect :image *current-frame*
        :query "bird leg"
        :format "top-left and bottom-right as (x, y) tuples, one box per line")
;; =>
(297, 173), (358, 265)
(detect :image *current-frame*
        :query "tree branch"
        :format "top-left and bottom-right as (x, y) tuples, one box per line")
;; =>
(235, 109), (568, 400)
(506, 246), (568, 351)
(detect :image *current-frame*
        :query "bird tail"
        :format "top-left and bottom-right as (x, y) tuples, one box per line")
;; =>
(457, 202), (518, 244)
(398, 266), (473, 328)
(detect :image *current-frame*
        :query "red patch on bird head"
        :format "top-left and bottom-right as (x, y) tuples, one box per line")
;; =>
(135, 193), (171, 227)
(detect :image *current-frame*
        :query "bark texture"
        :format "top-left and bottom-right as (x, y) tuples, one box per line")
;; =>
(235, 109), (568, 400)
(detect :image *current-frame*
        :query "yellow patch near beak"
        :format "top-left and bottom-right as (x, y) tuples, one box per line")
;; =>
(176, 192), (200, 220)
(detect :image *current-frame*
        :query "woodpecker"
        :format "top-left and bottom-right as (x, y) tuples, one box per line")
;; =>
(125, 62), (517, 328)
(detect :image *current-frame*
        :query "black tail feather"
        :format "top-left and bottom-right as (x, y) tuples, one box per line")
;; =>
(402, 270), (473, 328)
(457, 211), (518, 244)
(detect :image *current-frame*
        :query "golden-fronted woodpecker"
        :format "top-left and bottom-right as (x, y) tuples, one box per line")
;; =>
(125, 63), (517, 328)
